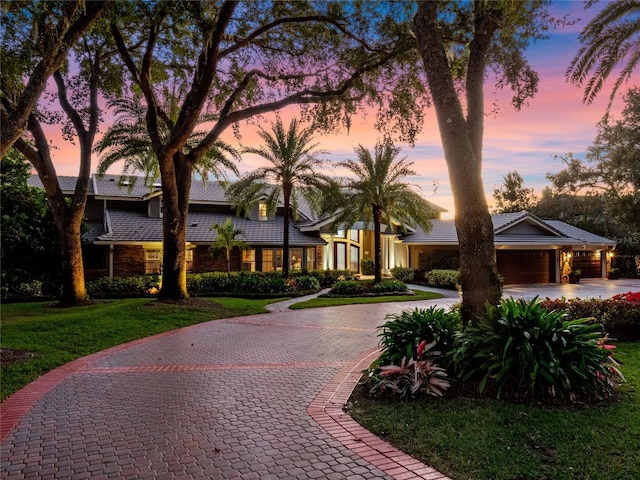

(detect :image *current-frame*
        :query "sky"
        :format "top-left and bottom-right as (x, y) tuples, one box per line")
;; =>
(46, 1), (637, 220)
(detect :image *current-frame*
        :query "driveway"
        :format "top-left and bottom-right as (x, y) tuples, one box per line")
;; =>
(1, 279), (637, 480)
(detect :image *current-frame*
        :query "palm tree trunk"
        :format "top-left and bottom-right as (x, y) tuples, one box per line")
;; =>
(373, 205), (383, 284)
(282, 184), (292, 278)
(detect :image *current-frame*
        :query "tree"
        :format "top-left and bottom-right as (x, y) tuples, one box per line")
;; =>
(332, 140), (435, 284)
(226, 118), (332, 278)
(0, 1), (107, 158)
(412, 1), (553, 324)
(538, 87), (640, 251)
(492, 171), (538, 214)
(566, 0), (640, 114)
(11, 20), (114, 304)
(109, 0), (423, 299)
(209, 218), (249, 272)
(0, 149), (60, 296)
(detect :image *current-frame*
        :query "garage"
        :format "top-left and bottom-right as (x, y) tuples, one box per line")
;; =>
(496, 250), (554, 284)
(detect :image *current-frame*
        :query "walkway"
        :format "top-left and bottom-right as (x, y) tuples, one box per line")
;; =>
(1, 280), (638, 480)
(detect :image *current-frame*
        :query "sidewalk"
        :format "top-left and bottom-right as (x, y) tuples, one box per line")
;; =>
(2, 279), (637, 479)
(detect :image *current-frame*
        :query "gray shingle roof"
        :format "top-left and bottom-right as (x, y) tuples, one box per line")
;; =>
(544, 220), (616, 246)
(402, 212), (617, 248)
(97, 209), (325, 246)
(27, 175), (95, 194)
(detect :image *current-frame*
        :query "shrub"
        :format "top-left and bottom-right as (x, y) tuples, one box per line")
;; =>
(424, 269), (460, 290)
(307, 269), (356, 287)
(391, 267), (414, 283)
(291, 275), (321, 291)
(87, 276), (160, 298)
(368, 340), (450, 399)
(361, 258), (375, 275)
(540, 296), (640, 342)
(231, 272), (290, 294)
(377, 306), (462, 367)
(372, 279), (407, 293)
(453, 297), (621, 401)
(330, 279), (365, 295)
(188, 272), (235, 295)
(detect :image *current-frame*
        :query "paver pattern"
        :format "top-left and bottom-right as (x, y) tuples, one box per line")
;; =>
(2, 279), (637, 479)
(1, 298), (458, 480)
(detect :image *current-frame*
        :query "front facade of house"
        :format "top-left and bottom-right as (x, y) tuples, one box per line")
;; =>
(30, 175), (616, 284)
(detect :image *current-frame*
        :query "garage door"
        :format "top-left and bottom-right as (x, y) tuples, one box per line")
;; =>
(496, 250), (552, 284)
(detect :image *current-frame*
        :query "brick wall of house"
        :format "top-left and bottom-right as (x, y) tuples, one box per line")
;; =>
(113, 245), (146, 277)
(193, 245), (241, 273)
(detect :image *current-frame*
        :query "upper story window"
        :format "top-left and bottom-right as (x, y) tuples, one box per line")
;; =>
(259, 202), (268, 221)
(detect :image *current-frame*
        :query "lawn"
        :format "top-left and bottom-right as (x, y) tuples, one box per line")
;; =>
(0, 296), (282, 400)
(289, 288), (444, 309)
(350, 342), (640, 480)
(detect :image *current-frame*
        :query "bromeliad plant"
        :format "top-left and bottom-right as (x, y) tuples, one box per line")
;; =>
(369, 340), (451, 399)
(452, 297), (624, 401)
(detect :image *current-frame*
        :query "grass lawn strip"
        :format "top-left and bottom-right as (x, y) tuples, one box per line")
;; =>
(350, 342), (640, 480)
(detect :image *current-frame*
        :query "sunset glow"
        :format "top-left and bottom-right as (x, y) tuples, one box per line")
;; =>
(43, 1), (637, 220)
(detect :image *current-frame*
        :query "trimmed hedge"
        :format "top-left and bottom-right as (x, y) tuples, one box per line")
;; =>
(391, 267), (415, 283)
(424, 269), (461, 290)
(329, 279), (408, 296)
(540, 297), (640, 342)
(87, 271), (328, 299)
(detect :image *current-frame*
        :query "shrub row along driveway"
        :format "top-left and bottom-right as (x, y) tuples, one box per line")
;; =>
(2, 279), (638, 480)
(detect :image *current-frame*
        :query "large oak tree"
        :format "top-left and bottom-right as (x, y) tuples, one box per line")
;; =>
(412, 1), (554, 324)
(109, 0), (424, 299)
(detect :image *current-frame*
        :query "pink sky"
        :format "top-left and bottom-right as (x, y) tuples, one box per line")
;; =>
(46, 1), (637, 220)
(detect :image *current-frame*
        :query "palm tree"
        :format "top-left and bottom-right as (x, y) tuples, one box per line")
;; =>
(226, 118), (331, 278)
(566, 0), (640, 114)
(209, 218), (249, 272)
(333, 140), (435, 283)
(96, 98), (240, 189)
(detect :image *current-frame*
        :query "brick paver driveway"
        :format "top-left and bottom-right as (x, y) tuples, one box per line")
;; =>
(1, 298), (457, 480)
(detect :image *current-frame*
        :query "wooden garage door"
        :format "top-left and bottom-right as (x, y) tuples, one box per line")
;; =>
(497, 250), (551, 284)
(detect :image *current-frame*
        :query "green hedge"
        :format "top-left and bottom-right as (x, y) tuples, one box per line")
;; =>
(424, 269), (461, 290)
(86, 271), (328, 299)
(540, 297), (640, 342)
(391, 267), (415, 283)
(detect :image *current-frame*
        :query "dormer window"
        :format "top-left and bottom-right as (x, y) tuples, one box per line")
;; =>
(259, 202), (268, 221)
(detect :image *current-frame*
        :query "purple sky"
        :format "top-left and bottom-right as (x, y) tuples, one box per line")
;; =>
(47, 1), (637, 219)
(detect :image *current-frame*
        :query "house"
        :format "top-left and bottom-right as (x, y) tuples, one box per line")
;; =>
(29, 175), (616, 284)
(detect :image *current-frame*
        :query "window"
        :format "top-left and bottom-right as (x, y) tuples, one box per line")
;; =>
(350, 245), (359, 272)
(335, 243), (346, 270)
(242, 249), (256, 271)
(145, 250), (162, 275)
(335, 229), (346, 238)
(185, 249), (193, 273)
(262, 249), (283, 272)
(349, 229), (359, 242)
(306, 247), (316, 271)
(259, 202), (268, 221)
(290, 248), (303, 271)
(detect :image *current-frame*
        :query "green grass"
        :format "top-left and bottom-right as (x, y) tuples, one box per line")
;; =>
(289, 289), (444, 309)
(0, 297), (281, 400)
(350, 342), (640, 480)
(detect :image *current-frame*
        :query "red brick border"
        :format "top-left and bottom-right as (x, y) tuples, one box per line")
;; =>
(307, 347), (452, 480)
